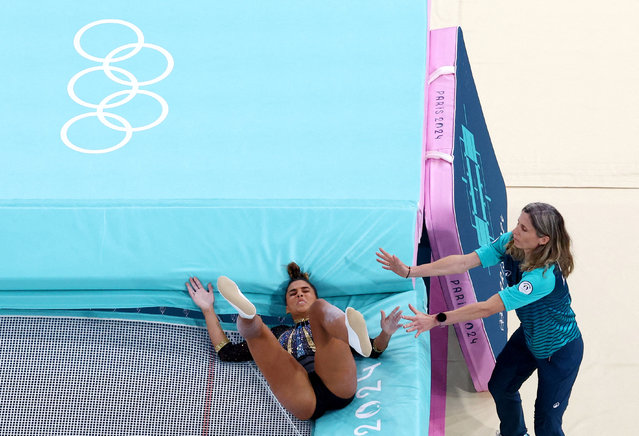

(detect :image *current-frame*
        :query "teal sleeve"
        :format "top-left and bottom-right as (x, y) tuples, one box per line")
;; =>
(498, 265), (556, 311)
(474, 232), (512, 268)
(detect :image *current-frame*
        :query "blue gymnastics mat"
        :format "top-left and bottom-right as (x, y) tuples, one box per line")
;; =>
(1, 1), (428, 314)
(0, 2), (431, 435)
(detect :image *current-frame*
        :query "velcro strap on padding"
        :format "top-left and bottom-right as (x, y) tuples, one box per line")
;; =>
(425, 151), (454, 163)
(428, 65), (455, 84)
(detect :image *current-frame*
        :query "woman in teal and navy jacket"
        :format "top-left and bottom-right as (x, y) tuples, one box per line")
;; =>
(377, 202), (583, 436)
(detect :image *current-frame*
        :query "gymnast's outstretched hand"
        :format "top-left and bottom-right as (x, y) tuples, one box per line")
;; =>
(402, 304), (438, 338)
(371, 306), (403, 352)
(380, 306), (403, 336)
(186, 276), (215, 312)
(376, 248), (410, 278)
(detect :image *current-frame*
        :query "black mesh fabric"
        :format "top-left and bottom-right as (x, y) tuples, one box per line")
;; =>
(0, 316), (311, 436)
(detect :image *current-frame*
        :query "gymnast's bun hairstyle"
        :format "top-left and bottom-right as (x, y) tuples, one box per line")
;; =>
(285, 262), (318, 297)
(287, 262), (309, 281)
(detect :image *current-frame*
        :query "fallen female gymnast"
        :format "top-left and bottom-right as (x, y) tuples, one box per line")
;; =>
(186, 262), (402, 420)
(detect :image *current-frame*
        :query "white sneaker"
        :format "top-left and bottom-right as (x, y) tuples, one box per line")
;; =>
(216, 276), (256, 319)
(345, 307), (371, 357)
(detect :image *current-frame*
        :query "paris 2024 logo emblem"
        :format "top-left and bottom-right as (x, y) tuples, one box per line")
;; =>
(61, 19), (174, 154)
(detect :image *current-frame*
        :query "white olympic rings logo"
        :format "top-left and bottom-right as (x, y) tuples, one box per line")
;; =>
(61, 19), (174, 154)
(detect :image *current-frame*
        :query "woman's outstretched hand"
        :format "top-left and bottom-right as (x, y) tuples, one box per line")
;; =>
(186, 276), (215, 312)
(402, 303), (439, 337)
(376, 248), (410, 278)
(380, 306), (403, 336)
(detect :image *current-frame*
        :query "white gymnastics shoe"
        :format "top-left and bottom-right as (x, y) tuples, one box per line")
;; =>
(345, 307), (371, 357)
(216, 276), (256, 319)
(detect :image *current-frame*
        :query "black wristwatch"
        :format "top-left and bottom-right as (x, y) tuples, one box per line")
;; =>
(435, 312), (447, 324)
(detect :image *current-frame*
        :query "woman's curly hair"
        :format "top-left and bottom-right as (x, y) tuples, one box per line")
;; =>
(506, 202), (574, 277)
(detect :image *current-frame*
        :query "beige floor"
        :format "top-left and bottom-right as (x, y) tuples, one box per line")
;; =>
(444, 188), (639, 435)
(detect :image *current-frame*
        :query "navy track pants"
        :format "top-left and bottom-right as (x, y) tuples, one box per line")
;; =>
(488, 327), (583, 436)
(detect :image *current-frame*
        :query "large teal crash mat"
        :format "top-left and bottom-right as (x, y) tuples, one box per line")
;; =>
(0, 2), (430, 435)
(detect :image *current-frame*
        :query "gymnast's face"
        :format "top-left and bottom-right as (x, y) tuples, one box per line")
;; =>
(286, 280), (317, 319)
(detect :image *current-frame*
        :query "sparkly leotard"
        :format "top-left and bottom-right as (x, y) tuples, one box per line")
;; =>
(276, 319), (317, 371)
